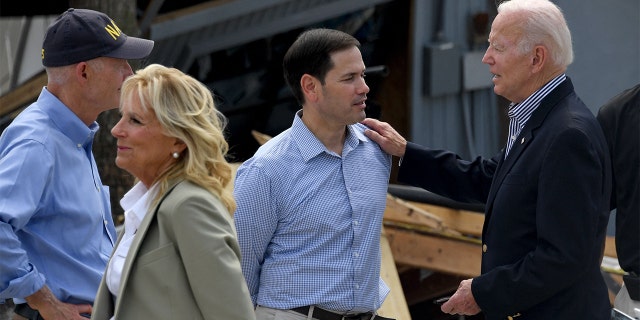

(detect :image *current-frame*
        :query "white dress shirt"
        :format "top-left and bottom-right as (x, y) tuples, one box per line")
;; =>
(106, 182), (158, 299)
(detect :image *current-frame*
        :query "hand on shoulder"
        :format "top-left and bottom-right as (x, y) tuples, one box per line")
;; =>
(361, 118), (407, 157)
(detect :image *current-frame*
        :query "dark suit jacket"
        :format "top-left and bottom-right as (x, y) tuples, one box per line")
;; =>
(92, 180), (255, 320)
(398, 78), (612, 319)
(597, 83), (640, 277)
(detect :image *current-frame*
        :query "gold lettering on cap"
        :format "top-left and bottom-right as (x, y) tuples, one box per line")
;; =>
(41, 49), (45, 60)
(104, 19), (123, 40)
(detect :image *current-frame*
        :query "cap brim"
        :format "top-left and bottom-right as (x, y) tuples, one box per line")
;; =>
(104, 36), (154, 60)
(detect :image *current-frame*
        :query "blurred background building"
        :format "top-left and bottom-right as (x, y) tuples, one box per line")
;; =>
(1, 1), (638, 319)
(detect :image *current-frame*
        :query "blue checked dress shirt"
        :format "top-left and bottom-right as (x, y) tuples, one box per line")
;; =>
(0, 88), (116, 305)
(234, 111), (392, 313)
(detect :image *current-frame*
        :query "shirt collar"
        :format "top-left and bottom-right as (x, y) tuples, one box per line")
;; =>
(290, 110), (365, 162)
(39, 88), (99, 149)
(120, 181), (159, 235)
(508, 74), (567, 126)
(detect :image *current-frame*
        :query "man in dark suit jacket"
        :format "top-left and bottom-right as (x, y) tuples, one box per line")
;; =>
(362, 0), (612, 319)
(597, 83), (640, 317)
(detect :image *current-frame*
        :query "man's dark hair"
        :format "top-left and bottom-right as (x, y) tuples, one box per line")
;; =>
(283, 28), (360, 105)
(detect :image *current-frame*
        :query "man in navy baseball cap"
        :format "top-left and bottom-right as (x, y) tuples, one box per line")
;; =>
(0, 8), (154, 320)
(42, 8), (154, 67)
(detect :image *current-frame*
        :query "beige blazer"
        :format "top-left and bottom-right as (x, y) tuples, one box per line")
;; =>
(91, 180), (255, 320)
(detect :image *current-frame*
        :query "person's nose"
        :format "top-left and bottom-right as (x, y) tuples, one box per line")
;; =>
(111, 119), (124, 138)
(359, 77), (370, 95)
(481, 48), (492, 65)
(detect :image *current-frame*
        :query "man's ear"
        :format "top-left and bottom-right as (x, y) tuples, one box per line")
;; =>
(75, 62), (89, 81)
(531, 45), (547, 72)
(301, 74), (320, 103)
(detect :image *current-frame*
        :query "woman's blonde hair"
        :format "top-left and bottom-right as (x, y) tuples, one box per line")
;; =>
(120, 64), (236, 213)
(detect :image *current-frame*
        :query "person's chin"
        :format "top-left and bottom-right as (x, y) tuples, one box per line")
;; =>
(114, 158), (128, 170)
(492, 83), (503, 96)
(492, 74), (506, 88)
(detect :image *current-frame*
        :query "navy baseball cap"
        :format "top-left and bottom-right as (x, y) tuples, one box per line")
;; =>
(42, 8), (154, 67)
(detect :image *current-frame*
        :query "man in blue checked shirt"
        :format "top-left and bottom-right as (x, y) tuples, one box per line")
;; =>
(233, 28), (395, 320)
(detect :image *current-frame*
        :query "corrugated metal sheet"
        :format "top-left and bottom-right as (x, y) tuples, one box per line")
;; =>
(410, 0), (501, 159)
(146, 0), (392, 70)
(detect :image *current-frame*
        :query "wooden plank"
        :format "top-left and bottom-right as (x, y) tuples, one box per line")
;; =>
(379, 230), (412, 320)
(604, 235), (617, 258)
(251, 130), (272, 146)
(409, 202), (484, 238)
(384, 227), (481, 278)
(384, 194), (461, 237)
(0, 71), (46, 117)
(384, 195), (483, 238)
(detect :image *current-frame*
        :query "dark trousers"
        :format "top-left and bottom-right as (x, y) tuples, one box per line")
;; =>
(13, 304), (43, 320)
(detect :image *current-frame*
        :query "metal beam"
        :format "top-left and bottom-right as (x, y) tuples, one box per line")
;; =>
(151, 0), (392, 71)
(150, 0), (288, 40)
(139, 0), (166, 36)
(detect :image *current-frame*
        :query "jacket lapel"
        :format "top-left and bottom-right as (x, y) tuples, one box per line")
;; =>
(113, 179), (183, 314)
(483, 78), (575, 221)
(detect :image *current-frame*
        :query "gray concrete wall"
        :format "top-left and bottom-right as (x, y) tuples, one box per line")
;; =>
(409, 0), (640, 159)
(561, 0), (640, 110)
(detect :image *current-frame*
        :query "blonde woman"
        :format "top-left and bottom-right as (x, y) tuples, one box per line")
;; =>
(92, 64), (254, 320)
